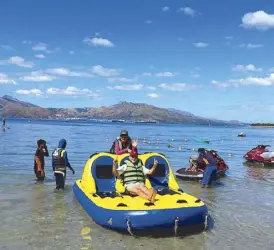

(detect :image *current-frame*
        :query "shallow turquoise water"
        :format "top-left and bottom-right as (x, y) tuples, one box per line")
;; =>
(0, 120), (274, 249)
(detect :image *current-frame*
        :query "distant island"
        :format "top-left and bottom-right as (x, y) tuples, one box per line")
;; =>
(0, 95), (245, 126)
(250, 123), (274, 128)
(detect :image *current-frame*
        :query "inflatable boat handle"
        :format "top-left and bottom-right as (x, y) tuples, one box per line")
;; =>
(174, 217), (179, 236)
(204, 214), (208, 230)
(126, 219), (134, 236)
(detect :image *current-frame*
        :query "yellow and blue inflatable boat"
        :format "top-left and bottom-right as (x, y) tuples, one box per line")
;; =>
(73, 152), (208, 236)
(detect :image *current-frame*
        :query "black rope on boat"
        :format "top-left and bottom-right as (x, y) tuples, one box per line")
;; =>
(174, 217), (179, 236)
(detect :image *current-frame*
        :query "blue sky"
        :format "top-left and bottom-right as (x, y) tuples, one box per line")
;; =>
(1, 0), (274, 122)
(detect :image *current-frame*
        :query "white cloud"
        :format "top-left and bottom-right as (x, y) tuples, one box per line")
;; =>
(69, 50), (75, 55)
(155, 72), (175, 77)
(46, 86), (98, 97)
(35, 54), (46, 59)
(32, 43), (49, 52)
(247, 43), (264, 49)
(142, 72), (152, 76)
(108, 77), (134, 83)
(142, 72), (175, 77)
(145, 20), (153, 24)
(211, 80), (230, 88)
(147, 86), (156, 90)
(241, 11), (274, 31)
(232, 74), (274, 86)
(83, 37), (114, 47)
(107, 84), (143, 91)
(162, 6), (170, 12)
(20, 71), (54, 82)
(147, 93), (159, 98)
(46, 67), (93, 78)
(0, 73), (17, 85)
(178, 7), (195, 17)
(190, 73), (201, 78)
(1, 45), (14, 51)
(22, 40), (32, 44)
(232, 64), (262, 72)
(16, 89), (44, 96)
(193, 42), (208, 48)
(239, 43), (264, 49)
(7, 56), (34, 68)
(158, 83), (196, 91)
(212, 73), (274, 88)
(91, 65), (120, 77)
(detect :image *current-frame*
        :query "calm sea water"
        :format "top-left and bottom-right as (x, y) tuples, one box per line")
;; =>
(1, 120), (274, 250)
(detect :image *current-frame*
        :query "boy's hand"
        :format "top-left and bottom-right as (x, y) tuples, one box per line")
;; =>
(113, 159), (118, 166)
(153, 158), (158, 166)
(72, 169), (75, 175)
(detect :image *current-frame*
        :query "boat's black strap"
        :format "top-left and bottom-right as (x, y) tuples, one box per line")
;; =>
(94, 192), (121, 198)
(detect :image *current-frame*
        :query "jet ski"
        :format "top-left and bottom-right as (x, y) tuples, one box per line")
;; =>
(238, 132), (246, 137)
(244, 145), (274, 165)
(175, 150), (229, 180)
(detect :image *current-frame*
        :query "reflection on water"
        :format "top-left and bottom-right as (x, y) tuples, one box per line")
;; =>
(1, 120), (274, 249)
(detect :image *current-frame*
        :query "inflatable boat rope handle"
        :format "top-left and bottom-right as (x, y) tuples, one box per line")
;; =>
(174, 217), (179, 236)
(126, 219), (134, 236)
(204, 214), (208, 230)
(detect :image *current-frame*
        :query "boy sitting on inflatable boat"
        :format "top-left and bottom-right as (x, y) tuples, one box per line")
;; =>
(112, 142), (159, 203)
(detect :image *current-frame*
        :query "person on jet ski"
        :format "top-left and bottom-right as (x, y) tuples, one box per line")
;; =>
(112, 143), (158, 203)
(34, 139), (49, 181)
(197, 148), (217, 188)
(110, 130), (133, 155)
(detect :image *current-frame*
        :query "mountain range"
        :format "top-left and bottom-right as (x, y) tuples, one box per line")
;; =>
(0, 95), (243, 125)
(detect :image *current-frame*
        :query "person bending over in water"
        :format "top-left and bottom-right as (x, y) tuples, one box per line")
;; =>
(112, 144), (158, 203)
(34, 139), (49, 181)
(110, 130), (133, 155)
(197, 148), (217, 188)
(52, 139), (75, 191)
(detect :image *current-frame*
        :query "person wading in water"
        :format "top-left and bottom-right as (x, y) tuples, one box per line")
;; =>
(34, 139), (49, 181)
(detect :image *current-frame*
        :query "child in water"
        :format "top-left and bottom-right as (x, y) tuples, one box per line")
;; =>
(34, 139), (49, 181)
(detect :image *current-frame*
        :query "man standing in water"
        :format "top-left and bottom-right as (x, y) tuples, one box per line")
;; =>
(197, 148), (217, 188)
(52, 139), (75, 191)
(34, 139), (49, 181)
(1, 119), (6, 129)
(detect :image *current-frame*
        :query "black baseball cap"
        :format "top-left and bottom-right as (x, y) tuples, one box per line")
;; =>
(120, 130), (128, 136)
